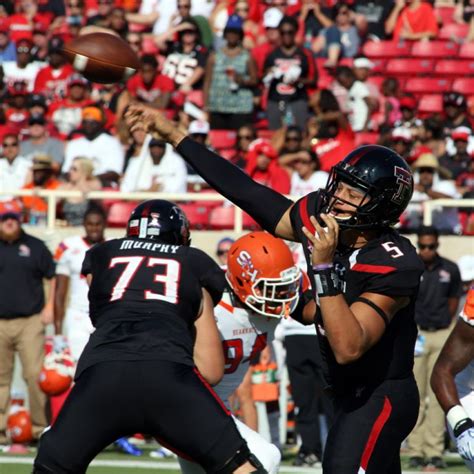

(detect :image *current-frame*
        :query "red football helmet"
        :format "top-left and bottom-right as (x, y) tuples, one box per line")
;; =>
(226, 232), (301, 318)
(6, 407), (33, 444)
(38, 351), (75, 396)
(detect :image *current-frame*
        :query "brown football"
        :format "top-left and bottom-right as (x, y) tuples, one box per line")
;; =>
(62, 32), (140, 84)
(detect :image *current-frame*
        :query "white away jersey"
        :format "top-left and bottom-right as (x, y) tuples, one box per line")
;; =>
(215, 293), (279, 408)
(54, 235), (92, 312)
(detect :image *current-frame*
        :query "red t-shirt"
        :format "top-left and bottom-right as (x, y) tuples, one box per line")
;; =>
(126, 74), (174, 104)
(393, 2), (439, 41)
(34, 65), (75, 101)
(252, 42), (276, 79)
(311, 127), (355, 172)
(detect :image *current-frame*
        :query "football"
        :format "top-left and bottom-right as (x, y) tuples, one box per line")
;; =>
(62, 32), (140, 84)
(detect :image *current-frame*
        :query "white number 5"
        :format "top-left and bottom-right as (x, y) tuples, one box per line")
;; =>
(381, 242), (404, 259)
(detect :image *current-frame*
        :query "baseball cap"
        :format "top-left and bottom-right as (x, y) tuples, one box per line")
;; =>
(399, 96), (417, 110)
(82, 106), (103, 122)
(391, 127), (412, 143)
(0, 201), (22, 221)
(48, 36), (64, 54)
(68, 73), (88, 87)
(28, 94), (47, 108)
(412, 153), (439, 170)
(149, 138), (166, 147)
(33, 20), (49, 34)
(353, 57), (374, 70)
(32, 154), (53, 170)
(8, 81), (28, 96)
(263, 7), (284, 28)
(225, 14), (244, 32)
(451, 126), (471, 142)
(29, 113), (47, 126)
(443, 92), (466, 108)
(189, 120), (210, 135)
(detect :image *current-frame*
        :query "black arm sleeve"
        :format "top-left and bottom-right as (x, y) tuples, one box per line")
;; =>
(176, 137), (293, 233)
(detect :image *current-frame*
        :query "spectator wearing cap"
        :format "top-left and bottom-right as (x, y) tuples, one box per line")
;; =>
(263, 16), (316, 130)
(385, 0), (438, 41)
(188, 119), (210, 146)
(28, 93), (48, 117)
(204, 14), (257, 130)
(394, 93), (423, 136)
(440, 127), (473, 180)
(31, 20), (49, 62)
(216, 236), (234, 269)
(5, 81), (30, 134)
(2, 39), (42, 92)
(48, 74), (93, 139)
(298, 0), (334, 52)
(125, 54), (174, 109)
(0, 204), (55, 446)
(251, 7), (282, 78)
(0, 19), (17, 62)
(20, 114), (64, 170)
(0, 133), (31, 202)
(245, 138), (290, 193)
(63, 105), (124, 186)
(33, 37), (74, 101)
(390, 126), (414, 162)
(405, 153), (462, 234)
(21, 154), (61, 224)
(353, 57), (380, 103)
(443, 92), (471, 136)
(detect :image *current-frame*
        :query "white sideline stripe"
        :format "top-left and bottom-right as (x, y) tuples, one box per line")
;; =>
(0, 458), (464, 474)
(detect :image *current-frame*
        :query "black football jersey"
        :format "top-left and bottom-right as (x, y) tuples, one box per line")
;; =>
(75, 237), (225, 378)
(290, 192), (424, 394)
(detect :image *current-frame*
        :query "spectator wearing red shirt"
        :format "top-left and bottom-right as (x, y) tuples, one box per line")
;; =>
(48, 74), (94, 139)
(251, 7), (283, 78)
(245, 138), (291, 193)
(126, 55), (174, 109)
(385, 0), (438, 41)
(5, 81), (30, 135)
(34, 37), (74, 101)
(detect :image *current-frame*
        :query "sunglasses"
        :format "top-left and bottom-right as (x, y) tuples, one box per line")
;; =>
(3, 142), (18, 147)
(280, 29), (295, 36)
(178, 3), (191, 8)
(217, 249), (229, 256)
(17, 47), (30, 53)
(238, 134), (253, 140)
(418, 167), (435, 174)
(295, 159), (311, 164)
(286, 136), (301, 141)
(418, 243), (437, 250)
(236, 7), (249, 12)
(338, 10), (349, 15)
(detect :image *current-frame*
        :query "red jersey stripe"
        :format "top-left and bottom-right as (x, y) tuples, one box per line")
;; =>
(359, 396), (393, 471)
(299, 196), (316, 235)
(352, 263), (397, 274)
(193, 367), (231, 415)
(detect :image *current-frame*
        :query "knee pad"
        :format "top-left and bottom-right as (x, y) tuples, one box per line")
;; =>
(212, 444), (268, 474)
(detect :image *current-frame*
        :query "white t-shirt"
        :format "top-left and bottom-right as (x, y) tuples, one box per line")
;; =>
(0, 155), (32, 201)
(2, 61), (43, 91)
(215, 292), (279, 408)
(191, 0), (216, 18)
(139, 0), (177, 35)
(348, 80), (370, 132)
(290, 170), (329, 197)
(63, 133), (124, 175)
(54, 235), (92, 313)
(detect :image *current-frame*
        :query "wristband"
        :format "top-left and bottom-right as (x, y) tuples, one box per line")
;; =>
(313, 266), (343, 297)
(447, 405), (474, 437)
(312, 263), (333, 271)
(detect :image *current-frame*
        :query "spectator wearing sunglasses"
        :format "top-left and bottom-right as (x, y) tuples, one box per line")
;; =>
(215, 237), (234, 269)
(229, 124), (256, 168)
(406, 225), (462, 470)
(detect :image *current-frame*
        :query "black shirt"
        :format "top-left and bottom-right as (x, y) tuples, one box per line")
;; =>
(415, 255), (462, 329)
(290, 192), (424, 394)
(76, 237), (225, 378)
(354, 1), (395, 40)
(0, 231), (55, 318)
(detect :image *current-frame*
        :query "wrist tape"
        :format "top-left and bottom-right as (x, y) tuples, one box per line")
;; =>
(313, 265), (343, 297)
(447, 405), (474, 437)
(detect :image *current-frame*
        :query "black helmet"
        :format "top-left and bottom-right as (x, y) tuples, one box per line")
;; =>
(127, 200), (191, 245)
(317, 145), (413, 230)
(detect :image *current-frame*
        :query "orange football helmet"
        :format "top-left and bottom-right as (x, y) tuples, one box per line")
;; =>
(226, 232), (301, 318)
(6, 407), (33, 444)
(38, 351), (75, 396)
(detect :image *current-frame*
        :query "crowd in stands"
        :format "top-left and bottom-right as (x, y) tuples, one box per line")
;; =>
(0, 0), (473, 234)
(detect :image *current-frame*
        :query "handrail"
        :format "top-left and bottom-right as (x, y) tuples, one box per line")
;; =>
(1, 190), (473, 232)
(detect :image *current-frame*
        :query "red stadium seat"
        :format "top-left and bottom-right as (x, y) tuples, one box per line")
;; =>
(186, 90), (204, 108)
(435, 6), (456, 25)
(459, 42), (474, 59)
(141, 37), (158, 55)
(257, 129), (275, 140)
(410, 41), (459, 58)
(439, 23), (469, 41)
(178, 203), (210, 229)
(452, 78), (474, 95)
(209, 206), (259, 230)
(434, 60), (474, 76)
(208, 130), (237, 150)
(354, 132), (379, 147)
(386, 59), (434, 76)
(362, 41), (412, 59)
(404, 78), (452, 95)
(418, 94), (443, 115)
(366, 76), (385, 91)
(107, 201), (138, 227)
(369, 59), (386, 74)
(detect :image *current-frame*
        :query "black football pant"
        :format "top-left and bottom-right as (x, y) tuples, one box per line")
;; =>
(323, 376), (419, 474)
(33, 360), (247, 473)
(284, 335), (333, 458)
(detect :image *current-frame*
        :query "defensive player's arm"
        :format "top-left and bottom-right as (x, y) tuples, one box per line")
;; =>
(125, 105), (296, 240)
(54, 274), (70, 334)
(431, 320), (474, 412)
(194, 289), (225, 386)
(319, 291), (409, 364)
